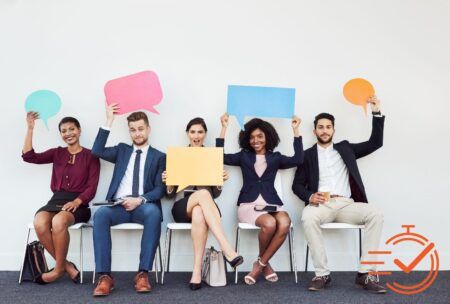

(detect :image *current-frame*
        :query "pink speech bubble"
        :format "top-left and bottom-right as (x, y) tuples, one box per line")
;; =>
(104, 71), (162, 115)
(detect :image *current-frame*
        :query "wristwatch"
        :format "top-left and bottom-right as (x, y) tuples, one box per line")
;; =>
(139, 196), (147, 204)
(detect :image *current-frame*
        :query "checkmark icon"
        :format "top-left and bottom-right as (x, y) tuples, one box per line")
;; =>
(394, 242), (435, 274)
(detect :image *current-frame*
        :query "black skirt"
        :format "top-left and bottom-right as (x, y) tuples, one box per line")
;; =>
(171, 196), (221, 223)
(35, 191), (91, 224)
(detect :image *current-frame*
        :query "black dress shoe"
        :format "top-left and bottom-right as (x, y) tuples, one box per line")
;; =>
(68, 262), (81, 284)
(189, 281), (202, 290)
(225, 255), (244, 270)
(34, 268), (54, 285)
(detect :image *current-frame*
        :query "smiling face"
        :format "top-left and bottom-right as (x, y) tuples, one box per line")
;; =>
(187, 124), (206, 147)
(59, 122), (81, 146)
(128, 119), (150, 147)
(249, 128), (266, 154)
(314, 118), (335, 145)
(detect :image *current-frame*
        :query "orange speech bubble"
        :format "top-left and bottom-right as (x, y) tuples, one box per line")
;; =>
(343, 78), (375, 115)
(166, 147), (224, 192)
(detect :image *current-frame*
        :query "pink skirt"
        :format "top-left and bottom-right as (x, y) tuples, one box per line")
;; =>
(237, 202), (285, 226)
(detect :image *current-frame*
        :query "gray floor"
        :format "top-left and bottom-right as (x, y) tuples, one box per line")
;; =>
(1, 271), (449, 304)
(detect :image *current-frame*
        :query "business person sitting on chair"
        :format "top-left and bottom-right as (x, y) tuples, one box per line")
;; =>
(91, 104), (165, 297)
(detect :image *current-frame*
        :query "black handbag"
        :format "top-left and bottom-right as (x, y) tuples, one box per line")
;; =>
(20, 241), (49, 283)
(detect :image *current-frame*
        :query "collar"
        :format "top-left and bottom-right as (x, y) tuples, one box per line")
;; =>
(317, 143), (334, 152)
(133, 144), (150, 154)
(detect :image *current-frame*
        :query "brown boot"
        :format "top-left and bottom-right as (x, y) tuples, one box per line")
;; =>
(134, 271), (152, 293)
(93, 274), (114, 297)
(355, 273), (387, 294)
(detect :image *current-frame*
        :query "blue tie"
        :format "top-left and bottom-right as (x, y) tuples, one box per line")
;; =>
(132, 149), (142, 197)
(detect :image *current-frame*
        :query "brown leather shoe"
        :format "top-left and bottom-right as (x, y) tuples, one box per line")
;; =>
(93, 275), (114, 297)
(355, 273), (387, 294)
(308, 275), (331, 291)
(134, 271), (152, 293)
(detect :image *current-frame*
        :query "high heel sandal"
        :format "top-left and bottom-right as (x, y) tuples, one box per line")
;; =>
(244, 258), (265, 285)
(263, 262), (279, 282)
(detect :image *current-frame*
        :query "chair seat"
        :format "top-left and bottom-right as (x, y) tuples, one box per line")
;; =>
(111, 223), (143, 230)
(167, 223), (192, 230)
(27, 222), (91, 230)
(320, 223), (364, 229)
(238, 222), (294, 230)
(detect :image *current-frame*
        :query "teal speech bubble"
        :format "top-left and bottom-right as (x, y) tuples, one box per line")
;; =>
(25, 90), (61, 129)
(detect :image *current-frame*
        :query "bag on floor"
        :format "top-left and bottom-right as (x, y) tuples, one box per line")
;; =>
(201, 246), (227, 287)
(20, 241), (49, 283)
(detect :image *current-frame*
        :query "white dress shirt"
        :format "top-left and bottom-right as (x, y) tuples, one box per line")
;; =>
(317, 143), (351, 198)
(114, 144), (150, 199)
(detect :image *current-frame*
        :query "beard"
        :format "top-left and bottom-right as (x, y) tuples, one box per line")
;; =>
(317, 134), (333, 145)
(133, 137), (148, 146)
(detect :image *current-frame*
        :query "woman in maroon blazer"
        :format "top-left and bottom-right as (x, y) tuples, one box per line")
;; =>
(22, 112), (100, 284)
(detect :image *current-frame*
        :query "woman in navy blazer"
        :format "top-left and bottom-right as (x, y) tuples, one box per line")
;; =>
(217, 113), (303, 285)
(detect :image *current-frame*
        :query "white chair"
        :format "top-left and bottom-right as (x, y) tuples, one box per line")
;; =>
(19, 222), (90, 284)
(234, 173), (298, 284)
(304, 223), (364, 272)
(161, 223), (192, 284)
(91, 223), (162, 284)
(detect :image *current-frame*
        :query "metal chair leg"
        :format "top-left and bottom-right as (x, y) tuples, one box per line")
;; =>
(167, 229), (173, 272)
(80, 227), (84, 284)
(290, 226), (298, 283)
(288, 228), (293, 272)
(154, 244), (159, 284)
(358, 229), (362, 258)
(161, 228), (170, 284)
(92, 264), (96, 284)
(305, 245), (309, 272)
(18, 228), (31, 284)
(234, 227), (241, 284)
(158, 244), (163, 276)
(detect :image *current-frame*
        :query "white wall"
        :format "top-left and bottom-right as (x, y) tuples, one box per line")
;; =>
(1, 0), (449, 272)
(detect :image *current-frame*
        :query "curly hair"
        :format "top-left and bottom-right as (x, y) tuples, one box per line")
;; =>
(238, 118), (280, 152)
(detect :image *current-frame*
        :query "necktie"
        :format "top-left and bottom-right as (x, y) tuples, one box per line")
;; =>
(132, 149), (142, 197)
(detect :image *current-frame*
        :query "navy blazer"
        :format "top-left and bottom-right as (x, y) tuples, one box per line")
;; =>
(92, 128), (166, 217)
(216, 137), (304, 206)
(292, 115), (385, 205)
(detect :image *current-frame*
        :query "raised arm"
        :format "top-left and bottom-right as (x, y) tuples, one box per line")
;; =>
(216, 113), (242, 166)
(350, 96), (385, 159)
(22, 111), (56, 164)
(91, 103), (121, 162)
(279, 115), (304, 168)
(23, 111), (38, 154)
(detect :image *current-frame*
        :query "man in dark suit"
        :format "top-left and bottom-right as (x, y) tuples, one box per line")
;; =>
(91, 104), (165, 297)
(292, 96), (386, 294)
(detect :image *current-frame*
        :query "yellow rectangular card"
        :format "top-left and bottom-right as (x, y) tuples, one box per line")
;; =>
(166, 147), (224, 192)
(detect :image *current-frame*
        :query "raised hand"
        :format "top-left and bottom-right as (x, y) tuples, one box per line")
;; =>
(26, 111), (39, 130)
(368, 95), (381, 113)
(292, 115), (302, 137)
(106, 103), (120, 127)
